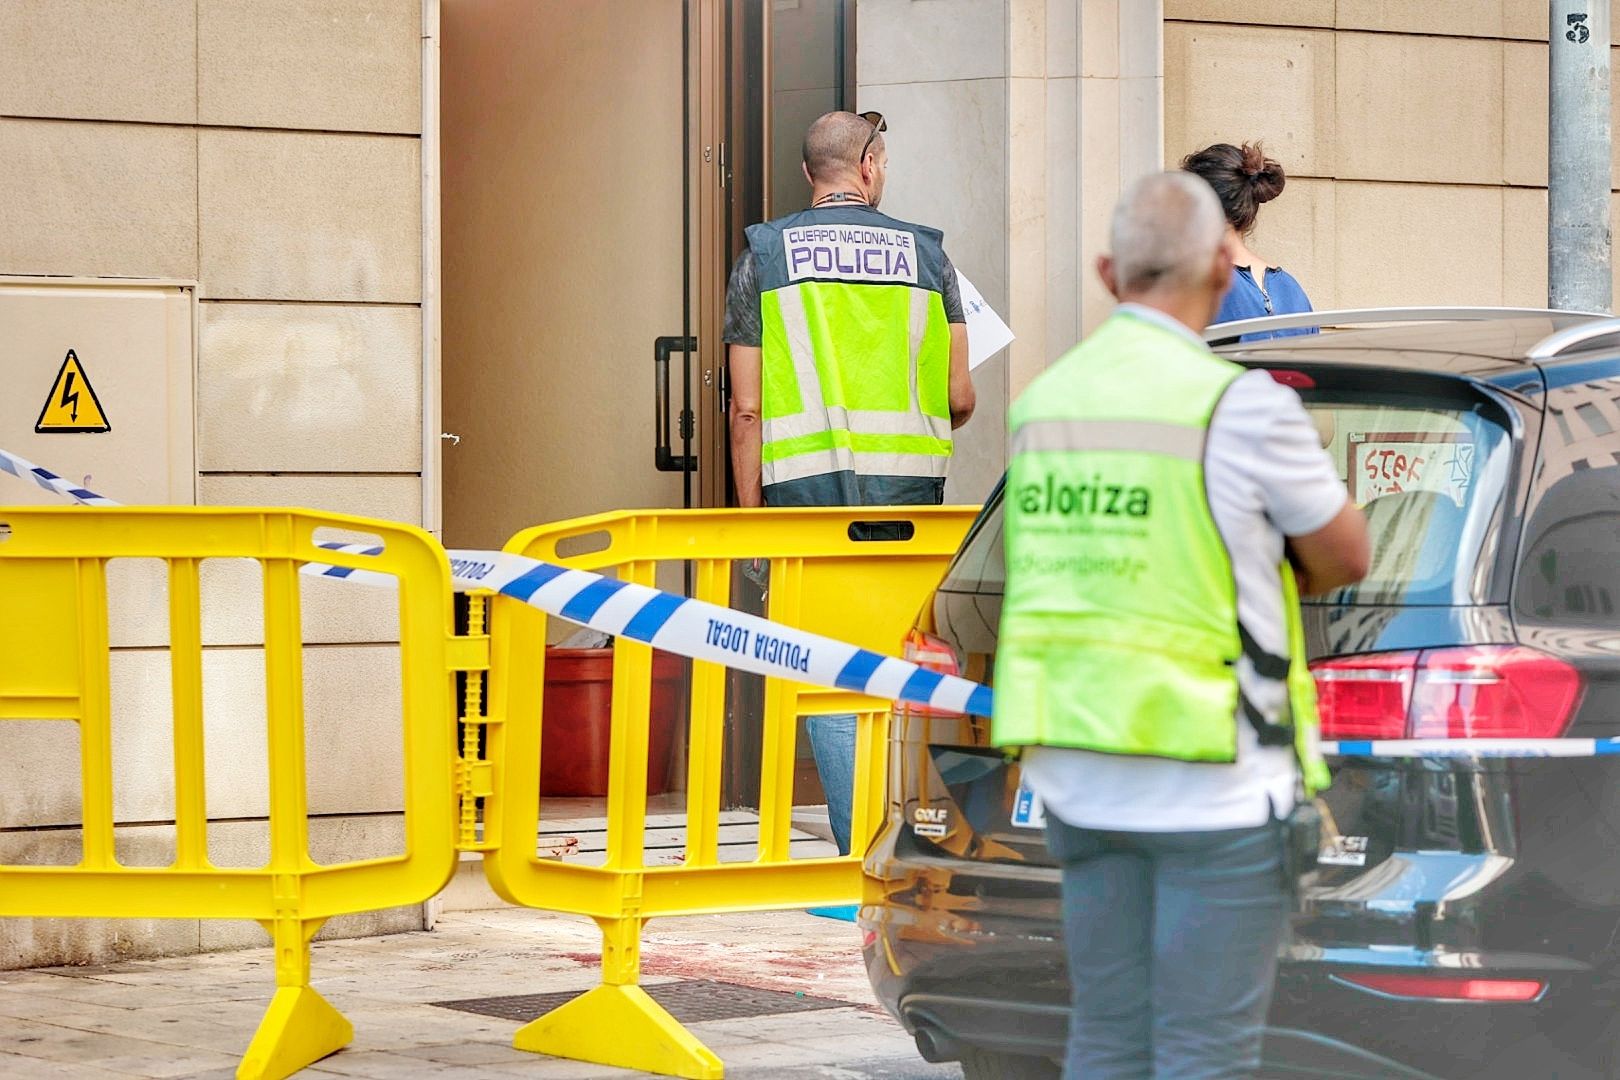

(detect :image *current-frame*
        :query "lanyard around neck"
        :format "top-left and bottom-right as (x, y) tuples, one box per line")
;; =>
(812, 191), (868, 207)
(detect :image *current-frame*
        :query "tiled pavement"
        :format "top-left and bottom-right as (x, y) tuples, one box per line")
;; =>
(0, 909), (964, 1079)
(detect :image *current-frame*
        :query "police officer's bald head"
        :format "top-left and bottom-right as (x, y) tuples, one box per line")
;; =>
(803, 111), (882, 180)
(802, 112), (887, 207)
(1097, 171), (1233, 328)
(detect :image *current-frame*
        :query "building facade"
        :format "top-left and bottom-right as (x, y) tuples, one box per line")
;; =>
(0, 0), (1614, 966)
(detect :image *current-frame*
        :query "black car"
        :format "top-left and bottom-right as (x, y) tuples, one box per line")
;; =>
(860, 309), (1620, 1080)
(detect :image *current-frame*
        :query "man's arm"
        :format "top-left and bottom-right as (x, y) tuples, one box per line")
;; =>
(1231, 371), (1370, 596)
(721, 249), (765, 507)
(937, 257), (975, 429)
(728, 344), (764, 507)
(1288, 503), (1371, 596)
(948, 323), (974, 429)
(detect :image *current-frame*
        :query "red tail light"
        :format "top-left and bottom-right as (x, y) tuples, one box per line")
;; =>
(1411, 647), (1583, 739)
(904, 629), (961, 717)
(1312, 646), (1583, 741)
(1336, 972), (1545, 1003)
(1313, 652), (1417, 739)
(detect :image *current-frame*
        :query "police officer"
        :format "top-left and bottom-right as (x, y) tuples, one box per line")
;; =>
(724, 110), (975, 859)
(993, 171), (1369, 1079)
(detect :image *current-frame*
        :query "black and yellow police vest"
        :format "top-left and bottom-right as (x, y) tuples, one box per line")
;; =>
(991, 310), (1331, 794)
(745, 206), (953, 504)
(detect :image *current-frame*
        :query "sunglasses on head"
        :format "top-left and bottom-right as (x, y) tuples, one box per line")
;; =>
(859, 111), (887, 162)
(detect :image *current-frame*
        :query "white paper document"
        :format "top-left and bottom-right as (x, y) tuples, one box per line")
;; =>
(955, 270), (1015, 369)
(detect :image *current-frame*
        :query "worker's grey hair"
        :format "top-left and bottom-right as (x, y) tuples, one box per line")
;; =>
(1108, 171), (1227, 294)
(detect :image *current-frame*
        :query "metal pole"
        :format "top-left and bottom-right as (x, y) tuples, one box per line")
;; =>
(1550, 0), (1612, 313)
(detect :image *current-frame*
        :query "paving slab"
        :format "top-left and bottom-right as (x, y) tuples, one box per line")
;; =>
(0, 908), (961, 1079)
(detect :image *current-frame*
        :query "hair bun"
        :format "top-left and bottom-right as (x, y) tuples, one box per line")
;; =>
(1240, 142), (1286, 204)
(1180, 140), (1286, 232)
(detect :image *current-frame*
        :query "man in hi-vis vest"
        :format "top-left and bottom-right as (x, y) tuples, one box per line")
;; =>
(725, 111), (975, 862)
(994, 172), (1369, 1079)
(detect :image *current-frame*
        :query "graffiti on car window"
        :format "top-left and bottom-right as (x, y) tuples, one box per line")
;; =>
(1349, 432), (1473, 507)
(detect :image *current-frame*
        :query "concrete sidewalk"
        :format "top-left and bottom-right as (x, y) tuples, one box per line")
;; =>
(0, 908), (962, 1079)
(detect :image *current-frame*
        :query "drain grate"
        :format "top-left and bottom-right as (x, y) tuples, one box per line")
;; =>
(435, 978), (850, 1024)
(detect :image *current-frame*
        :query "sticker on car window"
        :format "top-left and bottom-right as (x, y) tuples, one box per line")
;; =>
(1349, 432), (1473, 507)
(1011, 780), (1046, 829)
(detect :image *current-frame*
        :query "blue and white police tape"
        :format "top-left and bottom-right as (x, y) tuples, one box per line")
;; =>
(311, 542), (995, 718)
(18, 448), (1620, 739)
(302, 540), (406, 589)
(0, 447), (119, 506)
(1322, 738), (1620, 759)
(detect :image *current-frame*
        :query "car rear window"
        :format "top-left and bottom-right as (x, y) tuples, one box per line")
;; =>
(946, 399), (1513, 608)
(1303, 398), (1512, 605)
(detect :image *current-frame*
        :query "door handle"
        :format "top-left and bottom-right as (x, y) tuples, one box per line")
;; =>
(654, 335), (698, 472)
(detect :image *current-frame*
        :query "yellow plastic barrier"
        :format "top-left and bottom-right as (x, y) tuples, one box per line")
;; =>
(0, 508), (475, 1080)
(476, 506), (977, 1079)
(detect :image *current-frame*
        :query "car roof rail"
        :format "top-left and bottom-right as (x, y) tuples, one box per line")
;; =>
(1525, 316), (1620, 360)
(1204, 306), (1605, 344)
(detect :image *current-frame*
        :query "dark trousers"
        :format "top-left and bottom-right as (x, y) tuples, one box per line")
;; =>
(1044, 817), (1288, 1080)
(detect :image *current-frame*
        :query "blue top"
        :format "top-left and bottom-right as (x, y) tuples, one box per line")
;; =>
(1212, 265), (1316, 341)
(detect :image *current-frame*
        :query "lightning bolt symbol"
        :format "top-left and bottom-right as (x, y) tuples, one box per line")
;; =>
(60, 370), (79, 423)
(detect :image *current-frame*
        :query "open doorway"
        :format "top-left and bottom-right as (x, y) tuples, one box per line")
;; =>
(442, 1), (698, 548)
(441, 0), (855, 818)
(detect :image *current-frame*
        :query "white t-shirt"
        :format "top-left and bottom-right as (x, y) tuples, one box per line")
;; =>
(1020, 305), (1348, 832)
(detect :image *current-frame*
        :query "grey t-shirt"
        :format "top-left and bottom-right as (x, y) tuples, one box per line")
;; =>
(722, 235), (967, 347)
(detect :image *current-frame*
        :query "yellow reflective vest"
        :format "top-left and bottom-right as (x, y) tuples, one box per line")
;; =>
(992, 310), (1330, 794)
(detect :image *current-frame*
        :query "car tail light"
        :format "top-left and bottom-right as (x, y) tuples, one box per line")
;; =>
(1312, 652), (1417, 740)
(1312, 646), (1582, 742)
(1336, 972), (1545, 1003)
(1410, 647), (1583, 739)
(903, 629), (961, 717)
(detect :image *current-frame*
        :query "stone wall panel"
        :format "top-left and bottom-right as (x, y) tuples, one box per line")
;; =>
(1335, 182), (1504, 307)
(1165, 23), (1335, 178)
(199, 129), (421, 303)
(198, 0), (421, 133)
(1335, 31), (1503, 184)
(0, 120), (197, 280)
(0, 0), (196, 124)
(198, 302), (423, 473)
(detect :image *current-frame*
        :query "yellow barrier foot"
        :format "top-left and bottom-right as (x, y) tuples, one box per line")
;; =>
(236, 986), (353, 1080)
(512, 983), (724, 1079)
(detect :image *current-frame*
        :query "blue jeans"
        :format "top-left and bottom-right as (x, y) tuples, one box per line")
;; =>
(1044, 818), (1288, 1080)
(806, 714), (857, 855)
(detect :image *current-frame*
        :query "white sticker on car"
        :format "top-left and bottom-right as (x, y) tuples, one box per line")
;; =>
(1320, 834), (1369, 866)
(913, 806), (950, 839)
(1011, 780), (1046, 829)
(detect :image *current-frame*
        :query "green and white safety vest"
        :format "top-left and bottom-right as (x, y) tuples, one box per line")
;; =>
(746, 207), (953, 504)
(992, 310), (1331, 794)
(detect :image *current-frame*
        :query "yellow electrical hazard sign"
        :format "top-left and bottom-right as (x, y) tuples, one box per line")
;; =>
(35, 349), (110, 434)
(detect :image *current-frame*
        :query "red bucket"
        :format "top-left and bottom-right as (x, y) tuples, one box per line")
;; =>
(540, 647), (686, 797)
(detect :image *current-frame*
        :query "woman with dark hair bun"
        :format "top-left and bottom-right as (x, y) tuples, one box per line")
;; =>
(1182, 142), (1314, 340)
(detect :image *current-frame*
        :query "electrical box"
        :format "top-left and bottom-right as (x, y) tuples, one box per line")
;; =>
(0, 279), (195, 506)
